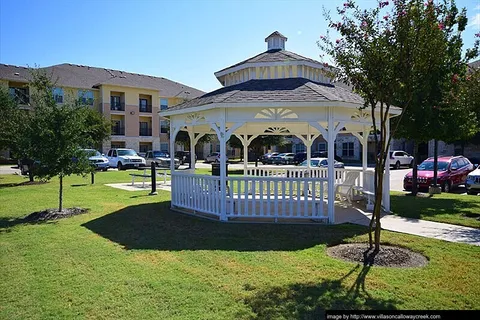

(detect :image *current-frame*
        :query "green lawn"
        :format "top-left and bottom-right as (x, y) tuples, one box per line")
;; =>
(391, 191), (480, 228)
(0, 171), (479, 319)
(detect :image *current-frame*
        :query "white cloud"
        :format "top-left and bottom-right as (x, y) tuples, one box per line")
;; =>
(476, 4), (480, 10)
(297, 31), (302, 35)
(469, 13), (480, 28)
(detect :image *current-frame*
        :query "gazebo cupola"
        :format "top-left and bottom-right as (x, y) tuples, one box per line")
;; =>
(265, 31), (287, 50)
(214, 31), (332, 87)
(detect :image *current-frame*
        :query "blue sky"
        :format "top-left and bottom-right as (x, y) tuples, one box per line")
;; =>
(1, 0), (479, 93)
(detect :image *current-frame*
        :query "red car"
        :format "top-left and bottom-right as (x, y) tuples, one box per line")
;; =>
(403, 156), (474, 193)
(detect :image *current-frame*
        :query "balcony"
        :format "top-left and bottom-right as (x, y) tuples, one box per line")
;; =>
(111, 102), (125, 111)
(139, 127), (152, 136)
(139, 104), (152, 113)
(9, 87), (29, 105)
(111, 126), (125, 136)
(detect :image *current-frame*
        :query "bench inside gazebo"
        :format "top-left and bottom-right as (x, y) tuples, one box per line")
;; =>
(160, 31), (400, 224)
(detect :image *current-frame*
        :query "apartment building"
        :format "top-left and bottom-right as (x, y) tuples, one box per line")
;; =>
(0, 63), (204, 155)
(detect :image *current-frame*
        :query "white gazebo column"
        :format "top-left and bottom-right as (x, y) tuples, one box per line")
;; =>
(187, 127), (196, 172)
(170, 123), (181, 208)
(362, 126), (368, 177)
(383, 119), (391, 212)
(327, 109), (336, 224)
(243, 135), (248, 174)
(187, 128), (206, 173)
(352, 126), (369, 189)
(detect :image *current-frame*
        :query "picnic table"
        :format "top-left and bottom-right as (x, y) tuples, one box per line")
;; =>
(129, 167), (169, 188)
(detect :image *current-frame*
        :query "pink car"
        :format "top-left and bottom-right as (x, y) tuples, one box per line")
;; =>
(403, 156), (474, 193)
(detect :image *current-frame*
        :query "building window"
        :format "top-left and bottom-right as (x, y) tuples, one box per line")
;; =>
(9, 87), (29, 105)
(53, 87), (64, 103)
(111, 96), (123, 110)
(111, 141), (125, 149)
(78, 90), (94, 105)
(160, 143), (169, 152)
(160, 98), (168, 110)
(215, 144), (220, 152)
(139, 144), (151, 153)
(160, 120), (169, 133)
(318, 142), (327, 152)
(342, 142), (354, 157)
(139, 122), (151, 136)
(139, 98), (150, 112)
(295, 143), (306, 153)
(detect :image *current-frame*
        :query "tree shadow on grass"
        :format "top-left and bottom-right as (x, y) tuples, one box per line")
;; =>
(242, 265), (398, 319)
(0, 217), (58, 232)
(0, 181), (47, 189)
(82, 201), (368, 251)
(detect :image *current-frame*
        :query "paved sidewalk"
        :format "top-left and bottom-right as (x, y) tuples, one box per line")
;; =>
(348, 210), (480, 246)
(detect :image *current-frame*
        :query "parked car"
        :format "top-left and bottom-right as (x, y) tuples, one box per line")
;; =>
(403, 156), (474, 192)
(82, 149), (109, 171)
(298, 157), (345, 168)
(313, 151), (343, 163)
(293, 152), (307, 164)
(466, 164), (480, 195)
(293, 151), (343, 164)
(106, 148), (146, 170)
(205, 152), (221, 163)
(144, 150), (180, 169)
(271, 153), (295, 165)
(389, 150), (414, 169)
(260, 152), (279, 164)
(175, 151), (197, 165)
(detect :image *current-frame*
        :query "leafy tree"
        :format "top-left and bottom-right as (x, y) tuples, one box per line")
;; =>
(23, 69), (110, 211)
(451, 66), (480, 154)
(0, 87), (21, 152)
(318, 0), (477, 250)
(175, 130), (213, 149)
(0, 86), (37, 181)
(392, 0), (479, 194)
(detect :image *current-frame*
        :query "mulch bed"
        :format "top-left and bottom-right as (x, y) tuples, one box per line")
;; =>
(23, 207), (89, 222)
(327, 243), (428, 268)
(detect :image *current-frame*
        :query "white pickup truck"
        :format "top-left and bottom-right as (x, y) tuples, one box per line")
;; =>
(106, 148), (146, 170)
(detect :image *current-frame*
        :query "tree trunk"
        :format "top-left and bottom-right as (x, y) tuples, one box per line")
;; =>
(58, 175), (63, 212)
(433, 139), (438, 186)
(373, 166), (384, 252)
(28, 168), (34, 182)
(412, 141), (419, 196)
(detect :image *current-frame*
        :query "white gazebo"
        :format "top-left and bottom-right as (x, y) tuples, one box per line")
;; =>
(160, 31), (400, 224)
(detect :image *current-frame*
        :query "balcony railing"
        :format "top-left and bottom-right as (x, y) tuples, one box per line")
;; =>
(111, 102), (125, 111)
(111, 126), (125, 135)
(139, 128), (152, 136)
(139, 104), (152, 113)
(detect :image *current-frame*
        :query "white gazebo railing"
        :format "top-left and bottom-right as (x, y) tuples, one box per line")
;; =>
(170, 167), (384, 223)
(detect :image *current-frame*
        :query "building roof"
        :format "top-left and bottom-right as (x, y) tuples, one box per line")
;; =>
(216, 49), (323, 74)
(0, 64), (31, 83)
(0, 63), (205, 98)
(468, 59), (480, 70)
(165, 78), (365, 112)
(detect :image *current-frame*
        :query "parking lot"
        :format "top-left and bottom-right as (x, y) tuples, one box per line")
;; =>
(0, 163), (463, 193)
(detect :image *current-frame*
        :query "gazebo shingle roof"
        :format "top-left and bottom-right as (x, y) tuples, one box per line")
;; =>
(216, 50), (323, 73)
(167, 78), (365, 111)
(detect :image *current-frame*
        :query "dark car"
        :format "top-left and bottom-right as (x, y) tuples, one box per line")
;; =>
(260, 152), (279, 164)
(403, 156), (474, 192)
(175, 151), (197, 165)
